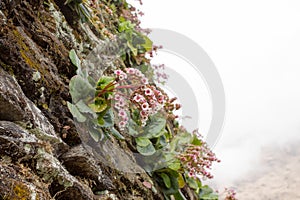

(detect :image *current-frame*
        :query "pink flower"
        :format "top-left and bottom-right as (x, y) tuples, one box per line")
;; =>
(135, 70), (142, 77)
(144, 88), (153, 96)
(149, 99), (156, 105)
(141, 121), (147, 126)
(141, 102), (149, 111)
(119, 73), (127, 80)
(123, 116), (129, 122)
(114, 94), (121, 101)
(133, 94), (144, 102)
(114, 70), (122, 75)
(141, 77), (148, 84)
(157, 96), (164, 103)
(140, 110), (148, 117)
(126, 68), (136, 74)
(118, 109), (127, 117)
(118, 99), (125, 107)
(119, 121), (126, 128)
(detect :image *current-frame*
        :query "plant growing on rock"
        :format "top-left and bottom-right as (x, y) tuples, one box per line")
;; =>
(65, 1), (236, 199)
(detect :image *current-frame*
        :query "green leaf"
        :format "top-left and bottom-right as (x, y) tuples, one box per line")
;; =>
(136, 137), (151, 147)
(177, 174), (185, 189)
(169, 131), (193, 152)
(141, 116), (166, 139)
(69, 49), (81, 69)
(168, 162), (181, 171)
(75, 100), (97, 118)
(89, 97), (107, 113)
(128, 119), (140, 136)
(128, 125), (139, 136)
(200, 193), (218, 200)
(97, 76), (115, 90)
(110, 127), (125, 140)
(89, 126), (103, 142)
(100, 108), (114, 127)
(137, 143), (156, 156)
(157, 169), (180, 196)
(199, 185), (218, 200)
(160, 173), (171, 189)
(186, 177), (200, 190)
(67, 102), (86, 122)
(69, 75), (95, 103)
(172, 190), (188, 200)
(118, 20), (135, 32)
(141, 35), (153, 52)
(127, 41), (138, 56)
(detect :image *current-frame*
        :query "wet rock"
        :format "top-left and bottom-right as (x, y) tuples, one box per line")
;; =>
(60, 145), (115, 191)
(0, 161), (52, 200)
(0, 68), (57, 138)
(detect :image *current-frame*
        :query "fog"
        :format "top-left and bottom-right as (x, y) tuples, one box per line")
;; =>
(128, 0), (300, 189)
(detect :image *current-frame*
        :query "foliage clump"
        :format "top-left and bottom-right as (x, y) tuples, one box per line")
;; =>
(65, 0), (237, 199)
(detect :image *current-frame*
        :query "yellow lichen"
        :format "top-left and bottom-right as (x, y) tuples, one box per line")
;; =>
(12, 182), (31, 200)
(12, 29), (40, 71)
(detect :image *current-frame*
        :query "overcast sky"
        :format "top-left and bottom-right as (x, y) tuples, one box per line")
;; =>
(129, 0), (300, 187)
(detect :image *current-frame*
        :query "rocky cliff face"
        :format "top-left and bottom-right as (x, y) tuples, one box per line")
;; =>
(0, 0), (163, 199)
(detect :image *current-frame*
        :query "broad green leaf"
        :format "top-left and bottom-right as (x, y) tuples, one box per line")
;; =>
(127, 41), (138, 56)
(177, 174), (185, 189)
(172, 190), (188, 200)
(100, 108), (114, 127)
(168, 162), (181, 171)
(69, 49), (81, 68)
(199, 185), (218, 200)
(89, 97), (107, 113)
(128, 126), (139, 136)
(141, 35), (153, 52)
(89, 126), (103, 142)
(192, 136), (203, 146)
(97, 76), (115, 90)
(170, 131), (193, 152)
(142, 117), (166, 139)
(69, 75), (95, 103)
(158, 169), (180, 196)
(75, 100), (97, 118)
(110, 127), (125, 140)
(186, 177), (200, 190)
(128, 120), (140, 136)
(200, 193), (218, 200)
(136, 137), (151, 147)
(160, 173), (171, 189)
(118, 20), (135, 32)
(67, 102), (86, 122)
(137, 143), (156, 156)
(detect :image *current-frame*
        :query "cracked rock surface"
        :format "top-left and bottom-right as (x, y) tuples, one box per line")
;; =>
(0, 0), (163, 199)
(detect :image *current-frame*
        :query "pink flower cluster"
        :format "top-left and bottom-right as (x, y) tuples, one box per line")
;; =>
(130, 85), (166, 126)
(114, 68), (148, 85)
(153, 64), (168, 84)
(113, 68), (165, 129)
(113, 93), (128, 130)
(224, 188), (237, 200)
(177, 134), (220, 180)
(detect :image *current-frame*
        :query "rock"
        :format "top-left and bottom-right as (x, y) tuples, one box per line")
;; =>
(0, 0), (165, 199)
(0, 161), (52, 200)
(0, 68), (57, 139)
(60, 145), (115, 191)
